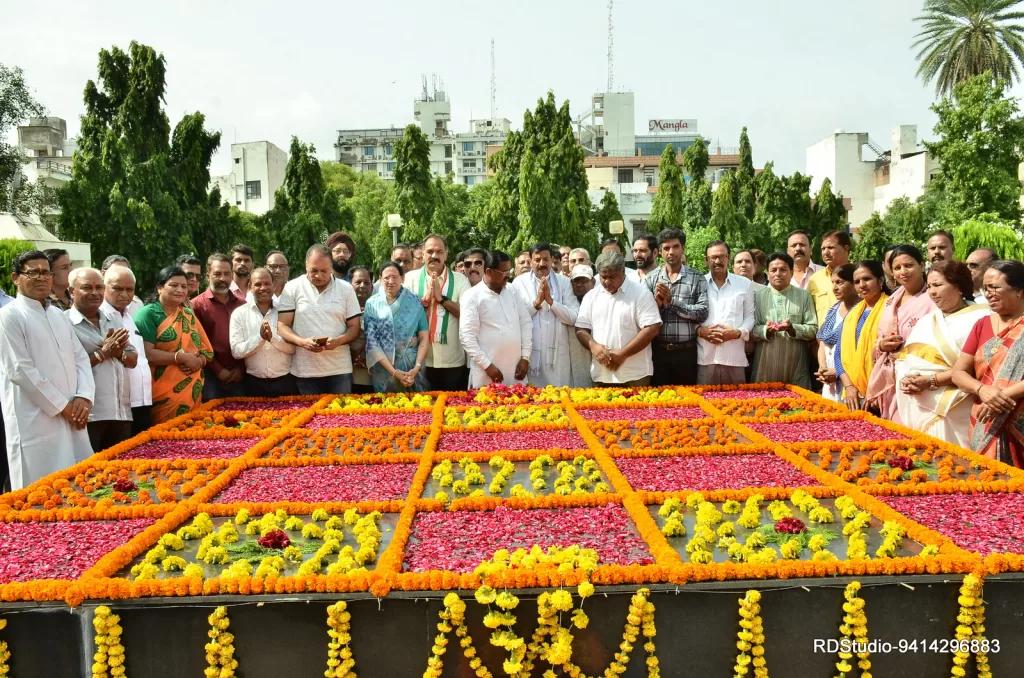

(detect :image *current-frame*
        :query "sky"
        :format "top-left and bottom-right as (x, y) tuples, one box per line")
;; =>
(1, 0), (967, 177)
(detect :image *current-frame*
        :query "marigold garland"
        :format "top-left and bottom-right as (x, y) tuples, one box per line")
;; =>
(325, 600), (357, 678)
(0, 618), (9, 678)
(733, 590), (767, 678)
(92, 605), (126, 678)
(834, 581), (871, 678)
(951, 573), (991, 678)
(205, 606), (238, 678)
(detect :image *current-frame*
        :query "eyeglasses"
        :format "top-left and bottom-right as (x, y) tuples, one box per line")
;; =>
(183, 272), (198, 279)
(466, 260), (485, 268)
(18, 270), (54, 280)
(267, 264), (290, 271)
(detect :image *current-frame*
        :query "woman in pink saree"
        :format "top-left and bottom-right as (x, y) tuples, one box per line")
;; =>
(866, 245), (936, 421)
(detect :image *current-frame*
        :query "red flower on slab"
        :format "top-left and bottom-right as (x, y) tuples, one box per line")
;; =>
(887, 455), (914, 472)
(582, 406), (708, 423)
(117, 438), (259, 461)
(214, 400), (314, 412)
(402, 504), (653, 573)
(112, 478), (137, 493)
(212, 464), (417, 504)
(746, 421), (905, 444)
(881, 492), (1024, 556)
(257, 529), (291, 549)
(308, 413), (432, 429)
(222, 415), (240, 428)
(774, 517), (807, 534)
(615, 454), (819, 492)
(439, 430), (586, 452)
(0, 519), (154, 583)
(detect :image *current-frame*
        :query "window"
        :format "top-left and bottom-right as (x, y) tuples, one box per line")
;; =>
(363, 146), (375, 156)
(383, 144), (393, 156)
(386, 162), (396, 172)
(245, 180), (261, 199)
(463, 142), (474, 152)
(445, 145), (452, 158)
(364, 164), (377, 174)
(617, 169), (634, 184)
(466, 175), (475, 185)
(445, 161), (453, 174)
(463, 160), (476, 169)
(643, 168), (655, 187)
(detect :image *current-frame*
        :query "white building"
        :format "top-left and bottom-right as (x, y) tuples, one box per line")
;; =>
(210, 141), (288, 215)
(454, 118), (510, 186)
(577, 92), (636, 156)
(12, 117), (77, 221)
(0, 212), (91, 268)
(806, 125), (940, 231)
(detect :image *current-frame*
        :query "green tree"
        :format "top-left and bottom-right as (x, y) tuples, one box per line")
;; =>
(925, 72), (1024, 224)
(0, 64), (45, 213)
(851, 197), (931, 260)
(393, 124), (435, 243)
(682, 137), (710, 186)
(685, 225), (721, 274)
(953, 215), (1024, 259)
(812, 177), (847, 240)
(681, 181), (713, 233)
(430, 175), (474, 256)
(58, 42), (227, 286)
(914, 0), (1024, 96)
(753, 162), (787, 241)
(481, 131), (523, 250)
(708, 171), (747, 248)
(735, 127), (756, 221)
(345, 171), (393, 268)
(592, 189), (626, 254)
(779, 172), (815, 242)
(0, 237), (35, 295)
(649, 144), (686, 231)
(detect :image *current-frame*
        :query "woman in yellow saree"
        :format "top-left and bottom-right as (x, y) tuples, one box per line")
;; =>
(133, 266), (214, 424)
(835, 260), (888, 412)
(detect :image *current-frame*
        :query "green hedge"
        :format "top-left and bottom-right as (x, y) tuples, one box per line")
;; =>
(0, 238), (38, 296)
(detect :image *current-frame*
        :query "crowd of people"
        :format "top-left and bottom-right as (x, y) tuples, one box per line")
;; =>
(0, 225), (1022, 492)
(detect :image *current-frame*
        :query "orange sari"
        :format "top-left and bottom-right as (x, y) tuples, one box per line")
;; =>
(135, 303), (214, 424)
(969, 316), (1024, 467)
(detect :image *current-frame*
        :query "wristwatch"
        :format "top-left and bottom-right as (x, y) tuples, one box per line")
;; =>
(440, 295), (449, 304)
(93, 351), (104, 363)
(415, 361), (422, 368)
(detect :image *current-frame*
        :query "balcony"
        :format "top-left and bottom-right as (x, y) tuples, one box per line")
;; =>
(35, 159), (73, 181)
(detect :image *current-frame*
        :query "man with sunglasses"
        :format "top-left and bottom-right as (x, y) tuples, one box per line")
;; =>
(967, 248), (997, 304)
(175, 255), (203, 305)
(0, 251), (95, 490)
(463, 248), (487, 287)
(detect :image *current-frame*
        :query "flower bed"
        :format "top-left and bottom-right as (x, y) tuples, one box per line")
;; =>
(590, 420), (745, 451)
(617, 454), (821, 492)
(212, 464), (418, 504)
(262, 429), (429, 459)
(307, 412), (433, 429)
(115, 438), (260, 461)
(880, 492), (1024, 556)
(402, 504), (653, 572)
(212, 399), (316, 412)
(438, 430), (586, 453)
(703, 388), (796, 400)
(747, 419), (905, 444)
(579, 406), (709, 423)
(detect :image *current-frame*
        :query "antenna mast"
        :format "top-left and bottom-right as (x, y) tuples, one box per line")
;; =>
(490, 38), (497, 119)
(607, 0), (614, 92)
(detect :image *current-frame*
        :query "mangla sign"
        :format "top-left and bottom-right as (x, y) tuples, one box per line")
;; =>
(648, 119), (698, 133)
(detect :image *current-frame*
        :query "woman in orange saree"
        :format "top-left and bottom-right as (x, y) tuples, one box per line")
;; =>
(952, 261), (1024, 468)
(133, 266), (214, 425)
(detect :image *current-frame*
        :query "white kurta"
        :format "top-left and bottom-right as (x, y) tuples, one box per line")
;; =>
(0, 296), (95, 490)
(511, 271), (578, 387)
(459, 284), (533, 389)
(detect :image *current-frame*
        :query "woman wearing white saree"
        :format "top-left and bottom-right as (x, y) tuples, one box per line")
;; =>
(895, 261), (989, 447)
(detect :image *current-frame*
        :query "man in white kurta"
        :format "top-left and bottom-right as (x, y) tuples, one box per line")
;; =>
(511, 245), (579, 387)
(459, 253), (533, 388)
(0, 253), (95, 490)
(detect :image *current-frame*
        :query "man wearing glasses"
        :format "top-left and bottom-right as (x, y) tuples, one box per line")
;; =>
(175, 255), (203, 305)
(966, 248), (997, 304)
(265, 251), (290, 302)
(0, 251), (95, 490)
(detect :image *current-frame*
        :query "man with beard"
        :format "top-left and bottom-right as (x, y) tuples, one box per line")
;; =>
(806, 231), (851, 326)
(175, 255), (203, 306)
(462, 248), (487, 287)
(265, 251), (290, 302)
(460, 250), (532, 388)
(926, 231), (955, 266)
(601, 237), (641, 283)
(631, 234), (658, 280)
(787, 231), (822, 290)
(514, 251), (531, 278)
(698, 241), (754, 385)
(229, 244), (254, 298)
(192, 254), (247, 400)
(326, 232), (357, 280)
(410, 242), (424, 271)
(348, 266), (374, 393)
(642, 228), (709, 386)
(511, 243), (579, 387)
(403, 234), (471, 391)
(229, 268), (296, 398)
(559, 246), (572, 276)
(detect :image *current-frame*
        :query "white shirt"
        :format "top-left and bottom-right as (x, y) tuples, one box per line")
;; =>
(278, 276), (361, 378)
(510, 271), (579, 387)
(126, 296), (144, 317)
(792, 262), (823, 290)
(109, 301), (152, 407)
(575, 278), (662, 384)
(0, 296), (95, 490)
(625, 267), (641, 283)
(68, 306), (135, 422)
(974, 291), (987, 305)
(403, 267), (471, 368)
(459, 283), (533, 389)
(699, 273), (755, 367)
(230, 300), (295, 379)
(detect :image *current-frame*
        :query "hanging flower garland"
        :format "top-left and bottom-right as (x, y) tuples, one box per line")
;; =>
(325, 601), (357, 678)
(834, 581), (870, 678)
(92, 605), (126, 678)
(0, 618), (9, 678)
(425, 592), (491, 678)
(205, 606), (239, 678)
(951, 573), (992, 678)
(733, 590), (767, 678)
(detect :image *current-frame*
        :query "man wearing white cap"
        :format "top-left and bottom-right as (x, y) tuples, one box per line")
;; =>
(569, 265), (595, 387)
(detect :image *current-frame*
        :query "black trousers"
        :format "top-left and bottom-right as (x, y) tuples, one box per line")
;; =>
(88, 420), (133, 453)
(244, 373), (297, 398)
(425, 365), (468, 392)
(131, 406), (151, 436)
(651, 342), (698, 387)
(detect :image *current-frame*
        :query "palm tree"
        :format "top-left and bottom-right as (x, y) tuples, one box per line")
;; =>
(913, 0), (1024, 96)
